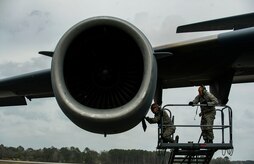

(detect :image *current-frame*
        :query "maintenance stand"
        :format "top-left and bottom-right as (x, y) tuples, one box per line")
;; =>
(156, 104), (233, 164)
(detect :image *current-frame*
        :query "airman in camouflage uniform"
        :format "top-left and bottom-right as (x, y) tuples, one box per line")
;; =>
(189, 85), (218, 143)
(145, 103), (176, 143)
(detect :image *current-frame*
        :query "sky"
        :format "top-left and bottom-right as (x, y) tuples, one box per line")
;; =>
(0, 0), (254, 161)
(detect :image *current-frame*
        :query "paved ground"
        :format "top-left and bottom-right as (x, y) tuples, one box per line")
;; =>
(0, 160), (77, 164)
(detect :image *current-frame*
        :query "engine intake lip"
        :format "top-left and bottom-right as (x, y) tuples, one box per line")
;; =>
(51, 16), (156, 134)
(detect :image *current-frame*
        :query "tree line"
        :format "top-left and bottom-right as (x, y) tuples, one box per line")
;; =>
(0, 144), (167, 164)
(0, 144), (250, 164)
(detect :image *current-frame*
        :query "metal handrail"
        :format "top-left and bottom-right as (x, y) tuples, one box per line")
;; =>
(157, 104), (233, 150)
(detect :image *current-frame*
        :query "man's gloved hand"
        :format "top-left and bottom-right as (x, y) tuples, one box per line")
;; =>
(145, 117), (151, 123)
(188, 101), (194, 106)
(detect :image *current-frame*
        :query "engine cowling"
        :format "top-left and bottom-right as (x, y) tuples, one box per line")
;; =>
(51, 16), (157, 134)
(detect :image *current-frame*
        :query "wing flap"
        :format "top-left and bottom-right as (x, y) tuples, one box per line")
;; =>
(177, 12), (254, 33)
(0, 96), (27, 106)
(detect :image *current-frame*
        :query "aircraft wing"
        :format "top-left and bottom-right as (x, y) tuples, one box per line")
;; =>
(153, 26), (254, 105)
(1, 15), (254, 135)
(155, 27), (254, 89)
(0, 69), (53, 106)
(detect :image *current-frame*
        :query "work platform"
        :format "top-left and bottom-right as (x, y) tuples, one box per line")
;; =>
(156, 104), (233, 164)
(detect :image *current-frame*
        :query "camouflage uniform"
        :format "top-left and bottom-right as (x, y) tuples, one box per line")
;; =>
(146, 110), (176, 143)
(192, 89), (218, 142)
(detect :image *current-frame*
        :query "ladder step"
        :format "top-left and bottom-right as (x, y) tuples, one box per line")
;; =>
(168, 149), (216, 164)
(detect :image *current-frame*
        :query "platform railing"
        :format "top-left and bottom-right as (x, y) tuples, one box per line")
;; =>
(157, 104), (233, 150)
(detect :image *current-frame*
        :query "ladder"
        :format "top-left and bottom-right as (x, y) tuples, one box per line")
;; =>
(168, 148), (216, 164)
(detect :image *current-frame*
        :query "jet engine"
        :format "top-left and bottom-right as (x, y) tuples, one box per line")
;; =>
(51, 16), (157, 135)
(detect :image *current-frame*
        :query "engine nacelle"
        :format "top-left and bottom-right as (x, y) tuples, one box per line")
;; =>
(51, 16), (157, 134)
